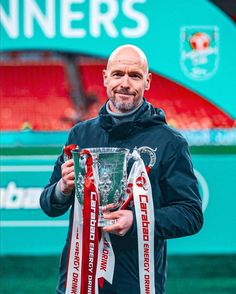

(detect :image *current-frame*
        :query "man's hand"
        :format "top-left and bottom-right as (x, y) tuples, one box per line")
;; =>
(59, 159), (75, 195)
(102, 210), (133, 236)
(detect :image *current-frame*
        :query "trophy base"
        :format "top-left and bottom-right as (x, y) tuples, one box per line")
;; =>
(98, 218), (116, 227)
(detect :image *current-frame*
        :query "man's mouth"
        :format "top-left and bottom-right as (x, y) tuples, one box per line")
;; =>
(115, 91), (134, 96)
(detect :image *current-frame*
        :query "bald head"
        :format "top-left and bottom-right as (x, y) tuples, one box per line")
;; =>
(107, 44), (149, 75)
(103, 44), (152, 113)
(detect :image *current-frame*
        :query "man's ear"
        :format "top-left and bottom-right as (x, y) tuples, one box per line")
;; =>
(145, 72), (152, 91)
(103, 69), (108, 87)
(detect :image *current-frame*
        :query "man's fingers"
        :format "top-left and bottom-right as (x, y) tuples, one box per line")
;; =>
(103, 210), (122, 219)
(103, 213), (116, 220)
(66, 166), (75, 174)
(65, 179), (75, 187)
(103, 227), (123, 236)
(103, 225), (126, 237)
(102, 210), (133, 237)
(63, 159), (74, 166)
(103, 222), (121, 232)
(65, 171), (75, 180)
(60, 158), (75, 194)
(61, 166), (74, 176)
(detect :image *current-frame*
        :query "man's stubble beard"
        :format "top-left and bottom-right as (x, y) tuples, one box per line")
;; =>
(109, 96), (140, 113)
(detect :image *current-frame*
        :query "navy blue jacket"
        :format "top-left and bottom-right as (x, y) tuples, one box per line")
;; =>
(40, 100), (203, 293)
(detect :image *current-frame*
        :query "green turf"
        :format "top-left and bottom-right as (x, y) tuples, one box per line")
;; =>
(1, 145), (236, 156)
(0, 256), (58, 293)
(167, 255), (236, 294)
(0, 255), (236, 293)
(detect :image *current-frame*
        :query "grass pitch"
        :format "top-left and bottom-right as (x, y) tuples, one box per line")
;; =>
(0, 255), (236, 293)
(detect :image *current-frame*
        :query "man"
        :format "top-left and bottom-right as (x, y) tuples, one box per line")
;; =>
(40, 44), (203, 293)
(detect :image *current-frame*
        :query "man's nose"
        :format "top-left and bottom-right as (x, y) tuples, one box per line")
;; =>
(121, 75), (130, 88)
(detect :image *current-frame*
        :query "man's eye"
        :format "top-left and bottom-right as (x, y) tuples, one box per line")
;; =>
(130, 74), (141, 79)
(113, 72), (122, 76)
(129, 72), (142, 79)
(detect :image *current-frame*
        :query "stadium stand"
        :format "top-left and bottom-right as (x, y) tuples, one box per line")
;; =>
(78, 61), (235, 129)
(0, 59), (75, 130)
(145, 74), (235, 129)
(0, 54), (235, 130)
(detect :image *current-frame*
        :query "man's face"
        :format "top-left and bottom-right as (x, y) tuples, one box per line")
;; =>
(103, 48), (152, 113)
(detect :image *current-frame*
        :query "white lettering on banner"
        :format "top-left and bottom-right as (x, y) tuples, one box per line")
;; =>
(90, 192), (97, 242)
(0, 182), (41, 209)
(25, 0), (55, 38)
(88, 275), (92, 293)
(0, 0), (18, 38)
(0, 171), (209, 212)
(90, 0), (118, 38)
(0, 0), (149, 39)
(61, 0), (86, 38)
(89, 243), (95, 273)
(122, 0), (149, 38)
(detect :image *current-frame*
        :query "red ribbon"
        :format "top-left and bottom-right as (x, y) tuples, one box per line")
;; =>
(80, 151), (99, 294)
(64, 144), (77, 159)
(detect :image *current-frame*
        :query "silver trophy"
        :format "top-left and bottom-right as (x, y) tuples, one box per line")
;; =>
(72, 147), (156, 227)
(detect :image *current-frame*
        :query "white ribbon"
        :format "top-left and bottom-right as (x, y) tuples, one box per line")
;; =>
(65, 196), (83, 294)
(97, 231), (115, 284)
(129, 152), (155, 294)
(66, 164), (115, 293)
(66, 150), (155, 293)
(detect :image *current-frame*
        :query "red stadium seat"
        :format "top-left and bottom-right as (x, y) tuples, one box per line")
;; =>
(78, 61), (235, 129)
(0, 58), (234, 131)
(0, 61), (75, 130)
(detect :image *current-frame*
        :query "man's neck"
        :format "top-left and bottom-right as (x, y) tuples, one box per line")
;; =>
(106, 100), (144, 117)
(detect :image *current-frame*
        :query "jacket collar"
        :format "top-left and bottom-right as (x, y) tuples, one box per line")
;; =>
(99, 98), (166, 139)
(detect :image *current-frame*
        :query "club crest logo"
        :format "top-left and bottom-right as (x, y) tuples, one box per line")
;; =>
(180, 26), (219, 80)
(136, 172), (148, 190)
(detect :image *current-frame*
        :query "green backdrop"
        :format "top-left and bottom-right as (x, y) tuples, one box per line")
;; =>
(1, 151), (236, 255)
(1, 0), (236, 255)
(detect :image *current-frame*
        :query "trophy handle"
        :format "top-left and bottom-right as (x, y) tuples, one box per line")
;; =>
(137, 146), (157, 169)
(63, 144), (79, 161)
(120, 146), (157, 210)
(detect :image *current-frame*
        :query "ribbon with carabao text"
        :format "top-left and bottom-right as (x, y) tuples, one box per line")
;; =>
(129, 150), (155, 294)
(65, 146), (155, 293)
(66, 150), (100, 294)
(65, 149), (115, 294)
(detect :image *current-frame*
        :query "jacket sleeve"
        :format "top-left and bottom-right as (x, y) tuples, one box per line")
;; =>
(40, 149), (74, 217)
(154, 138), (203, 239)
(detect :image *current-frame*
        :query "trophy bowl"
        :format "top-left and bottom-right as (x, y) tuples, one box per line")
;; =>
(72, 147), (130, 227)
